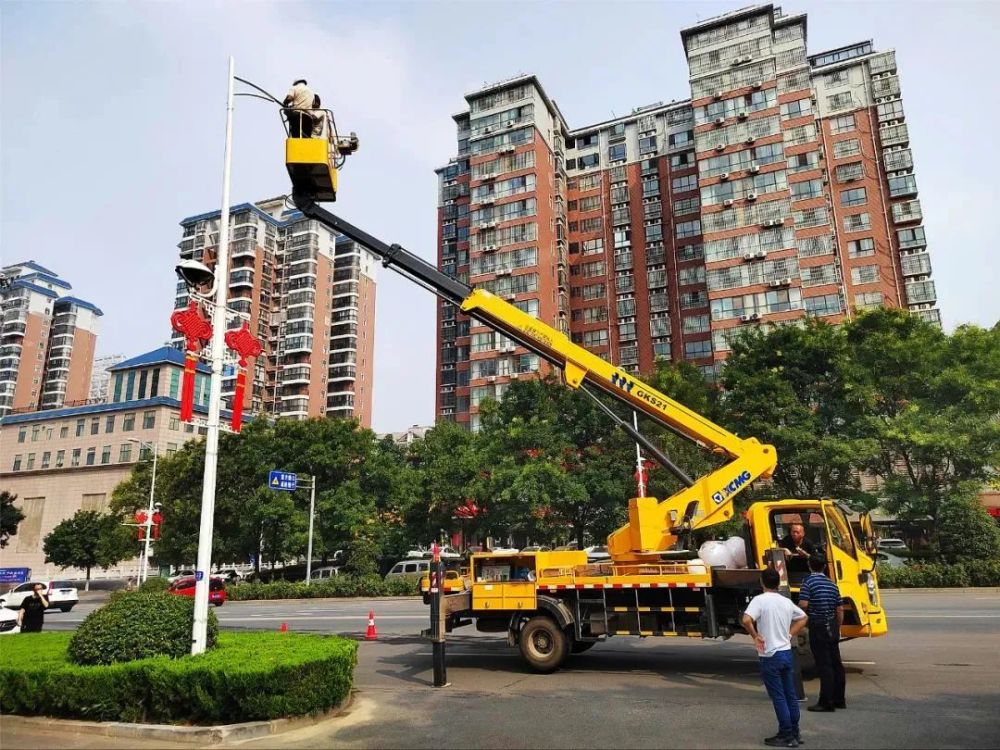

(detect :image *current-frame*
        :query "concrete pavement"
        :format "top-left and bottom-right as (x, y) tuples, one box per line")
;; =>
(3, 590), (998, 749)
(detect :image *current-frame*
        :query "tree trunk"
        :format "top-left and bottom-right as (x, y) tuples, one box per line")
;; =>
(85, 567), (91, 592)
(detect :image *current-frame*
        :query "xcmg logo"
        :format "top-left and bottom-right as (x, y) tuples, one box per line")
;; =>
(611, 372), (670, 412)
(711, 470), (753, 505)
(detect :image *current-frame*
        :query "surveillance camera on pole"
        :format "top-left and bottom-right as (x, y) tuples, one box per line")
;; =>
(175, 260), (216, 296)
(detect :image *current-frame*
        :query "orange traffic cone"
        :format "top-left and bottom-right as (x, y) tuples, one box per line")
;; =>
(279, 622), (288, 633)
(365, 610), (377, 640)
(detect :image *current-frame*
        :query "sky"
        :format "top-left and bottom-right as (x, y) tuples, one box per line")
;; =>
(2, 1), (998, 433)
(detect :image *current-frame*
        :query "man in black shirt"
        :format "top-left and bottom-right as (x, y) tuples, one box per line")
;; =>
(17, 583), (49, 633)
(779, 522), (816, 574)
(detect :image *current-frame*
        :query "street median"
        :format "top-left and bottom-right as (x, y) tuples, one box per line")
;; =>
(0, 631), (357, 725)
(225, 574), (419, 600)
(876, 560), (1000, 588)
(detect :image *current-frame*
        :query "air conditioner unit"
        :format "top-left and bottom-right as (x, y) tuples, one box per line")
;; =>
(731, 58), (742, 67)
(499, 145), (516, 154)
(715, 143), (726, 152)
(737, 111), (748, 120)
(713, 90), (724, 100)
(483, 126), (493, 134)
(481, 244), (497, 253)
(740, 313), (753, 322)
(779, 277), (792, 286)
(510, 372), (520, 379)
(750, 312), (761, 321)
(769, 279), (784, 288)
(742, 252), (755, 261)
(496, 267), (512, 276)
(755, 250), (767, 259)
(714, 117), (726, 126)
(723, 199), (735, 208)
(762, 219), (783, 228)
(506, 121), (515, 128)
(486, 375), (497, 382)
(721, 172), (731, 181)
(744, 136), (755, 145)
(749, 164), (761, 174)
(746, 192), (758, 201)
(752, 80), (763, 89)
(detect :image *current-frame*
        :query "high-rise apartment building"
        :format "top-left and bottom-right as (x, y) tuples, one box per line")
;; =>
(89, 354), (126, 402)
(435, 4), (939, 429)
(173, 198), (376, 426)
(0, 261), (103, 418)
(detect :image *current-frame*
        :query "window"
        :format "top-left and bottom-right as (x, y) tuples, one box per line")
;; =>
(55, 450), (65, 468)
(26, 453), (35, 470)
(143, 411), (156, 429)
(683, 315), (710, 334)
(123, 413), (135, 431)
(75, 419), (85, 437)
(138, 370), (148, 399)
(840, 187), (867, 207)
(843, 212), (871, 232)
(804, 293), (843, 316)
(17, 427), (26, 443)
(617, 297), (636, 317)
(672, 174), (698, 192)
(608, 144), (626, 162)
(112, 373), (123, 402)
(639, 135), (657, 154)
(673, 198), (699, 216)
(851, 265), (880, 284)
(830, 114), (856, 134)
(836, 162), (864, 182)
(826, 92), (854, 111)
(790, 179), (823, 201)
(855, 291), (884, 310)
(684, 340), (713, 359)
(119, 443), (133, 462)
(169, 415), (180, 431)
(833, 139), (861, 158)
(780, 98), (812, 120)
(888, 174), (918, 198)
(583, 329), (609, 348)
(101, 445), (112, 464)
(679, 266), (706, 286)
(786, 151), (821, 174)
(105, 415), (115, 433)
(71, 448), (81, 467)
(618, 321), (637, 340)
(59, 425), (68, 439)
(41, 451), (51, 469)
(676, 220), (701, 239)
(578, 153), (600, 169)
(848, 238), (876, 258)
(897, 226), (927, 249)
(13, 455), (22, 471)
(85, 447), (96, 466)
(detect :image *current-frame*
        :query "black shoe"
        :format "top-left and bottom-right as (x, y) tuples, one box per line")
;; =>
(806, 704), (835, 712)
(764, 735), (798, 748)
(795, 736), (804, 745)
(834, 702), (847, 709)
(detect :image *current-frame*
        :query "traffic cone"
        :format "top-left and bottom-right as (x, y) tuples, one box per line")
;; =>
(279, 622), (288, 633)
(365, 610), (377, 640)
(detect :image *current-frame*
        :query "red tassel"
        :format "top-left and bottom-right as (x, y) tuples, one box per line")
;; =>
(231, 369), (246, 433)
(180, 354), (197, 422)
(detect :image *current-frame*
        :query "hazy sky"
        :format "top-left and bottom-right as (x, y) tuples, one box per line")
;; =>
(3, 1), (998, 432)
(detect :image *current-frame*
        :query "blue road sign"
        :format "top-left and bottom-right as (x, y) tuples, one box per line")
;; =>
(268, 470), (298, 492)
(0, 568), (31, 584)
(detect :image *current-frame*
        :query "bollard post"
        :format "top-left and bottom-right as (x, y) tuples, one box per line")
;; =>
(430, 542), (449, 687)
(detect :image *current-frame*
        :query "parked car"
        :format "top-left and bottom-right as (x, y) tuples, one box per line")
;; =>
(311, 566), (341, 580)
(167, 576), (227, 606)
(217, 568), (244, 583)
(485, 546), (519, 554)
(385, 560), (431, 580)
(405, 547), (429, 559)
(554, 543), (579, 551)
(874, 551), (907, 568)
(0, 580), (79, 612)
(0, 607), (21, 635)
(585, 545), (611, 562)
(168, 569), (196, 583)
(877, 538), (909, 552)
(520, 545), (551, 553)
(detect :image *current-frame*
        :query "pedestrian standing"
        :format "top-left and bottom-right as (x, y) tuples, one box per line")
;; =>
(742, 568), (809, 747)
(16, 583), (49, 633)
(799, 554), (847, 712)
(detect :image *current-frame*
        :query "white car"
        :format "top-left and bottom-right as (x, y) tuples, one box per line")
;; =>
(0, 607), (20, 635)
(168, 569), (196, 583)
(877, 538), (909, 552)
(0, 580), (79, 612)
(585, 545), (611, 562)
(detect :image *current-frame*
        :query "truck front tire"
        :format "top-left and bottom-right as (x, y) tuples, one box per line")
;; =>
(519, 615), (568, 673)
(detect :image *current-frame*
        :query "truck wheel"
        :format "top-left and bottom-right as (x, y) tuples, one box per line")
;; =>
(519, 615), (568, 673)
(571, 640), (595, 654)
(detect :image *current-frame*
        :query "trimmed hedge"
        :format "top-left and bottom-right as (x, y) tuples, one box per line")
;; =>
(0, 631), (357, 724)
(226, 574), (419, 601)
(877, 559), (1000, 588)
(69, 592), (218, 665)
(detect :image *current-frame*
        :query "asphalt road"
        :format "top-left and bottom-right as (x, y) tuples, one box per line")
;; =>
(5, 590), (999, 749)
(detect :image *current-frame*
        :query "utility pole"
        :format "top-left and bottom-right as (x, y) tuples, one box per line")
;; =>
(305, 474), (317, 585)
(192, 56), (235, 656)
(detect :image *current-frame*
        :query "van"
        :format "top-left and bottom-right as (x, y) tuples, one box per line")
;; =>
(312, 566), (341, 580)
(385, 560), (430, 579)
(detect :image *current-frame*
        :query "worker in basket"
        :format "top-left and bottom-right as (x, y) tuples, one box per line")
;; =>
(284, 78), (315, 138)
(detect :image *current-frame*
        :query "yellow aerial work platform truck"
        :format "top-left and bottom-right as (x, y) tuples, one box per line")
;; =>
(282, 120), (888, 673)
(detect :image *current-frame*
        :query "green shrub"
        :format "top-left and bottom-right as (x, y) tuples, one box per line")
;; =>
(225, 574), (420, 601)
(0, 632), (356, 724)
(68, 592), (218, 665)
(877, 561), (1000, 588)
(138, 576), (170, 593)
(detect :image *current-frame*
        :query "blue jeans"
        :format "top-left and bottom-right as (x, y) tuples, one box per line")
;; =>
(759, 649), (800, 738)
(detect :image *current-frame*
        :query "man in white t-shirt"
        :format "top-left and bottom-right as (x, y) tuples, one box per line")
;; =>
(283, 79), (315, 138)
(742, 567), (809, 748)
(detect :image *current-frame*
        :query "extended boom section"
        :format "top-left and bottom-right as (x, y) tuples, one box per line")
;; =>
(293, 196), (776, 561)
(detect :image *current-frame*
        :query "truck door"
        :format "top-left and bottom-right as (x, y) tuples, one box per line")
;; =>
(821, 502), (886, 638)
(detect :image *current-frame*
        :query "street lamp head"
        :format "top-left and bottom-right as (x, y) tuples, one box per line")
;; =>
(175, 260), (216, 294)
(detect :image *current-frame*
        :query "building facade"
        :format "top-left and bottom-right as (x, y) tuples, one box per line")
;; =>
(0, 347), (217, 578)
(0, 262), (103, 418)
(173, 198), (376, 426)
(434, 4), (939, 428)
(88, 354), (126, 402)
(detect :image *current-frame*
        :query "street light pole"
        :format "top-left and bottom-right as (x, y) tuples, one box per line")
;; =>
(128, 438), (158, 584)
(192, 56), (235, 656)
(305, 475), (316, 586)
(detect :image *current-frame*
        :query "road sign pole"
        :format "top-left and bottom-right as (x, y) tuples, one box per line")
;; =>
(305, 476), (316, 586)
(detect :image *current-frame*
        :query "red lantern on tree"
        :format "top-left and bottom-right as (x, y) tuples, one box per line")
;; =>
(170, 301), (212, 422)
(224, 321), (263, 433)
(135, 510), (148, 541)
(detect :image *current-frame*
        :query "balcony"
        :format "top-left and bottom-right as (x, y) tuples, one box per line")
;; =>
(905, 280), (937, 305)
(879, 123), (909, 147)
(229, 269), (254, 288)
(892, 200), (922, 225)
(900, 252), (932, 277)
(871, 75), (901, 100)
(281, 366), (311, 385)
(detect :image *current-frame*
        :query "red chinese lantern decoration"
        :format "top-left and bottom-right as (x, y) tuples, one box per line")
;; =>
(151, 511), (163, 540)
(135, 510), (148, 540)
(170, 301), (212, 422)
(224, 321), (263, 433)
(453, 498), (480, 519)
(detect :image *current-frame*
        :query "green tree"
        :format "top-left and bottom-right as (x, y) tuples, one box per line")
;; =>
(845, 310), (1000, 525)
(935, 483), (1000, 564)
(1, 490), (25, 549)
(43, 510), (135, 590)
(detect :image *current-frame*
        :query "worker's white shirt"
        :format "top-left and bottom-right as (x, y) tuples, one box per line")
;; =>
(286, 83), (314, 110)
(744, 591), (806, 657)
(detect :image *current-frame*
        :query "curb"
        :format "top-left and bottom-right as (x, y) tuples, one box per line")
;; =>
(228, 595), (421, 604)
(2, 693), (353, 745)
(882, 587), (1000, 593)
